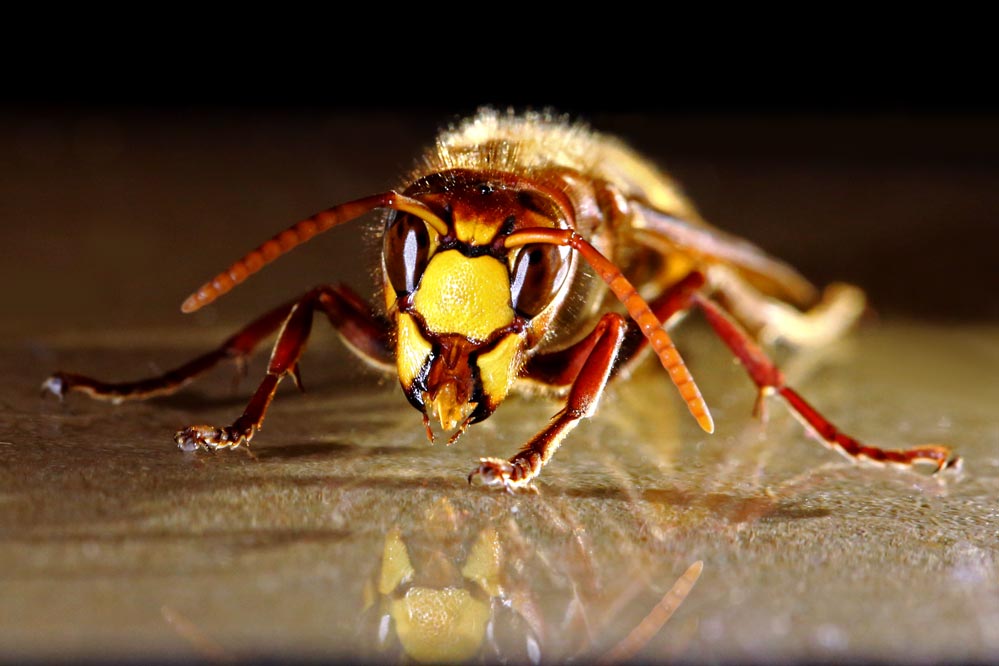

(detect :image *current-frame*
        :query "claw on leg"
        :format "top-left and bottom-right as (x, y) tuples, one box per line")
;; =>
(288, 364), (305, 393)
(752, 387), (775, 422)
(174, 425), (251, 453)
(41, 374), (67, 401)
(468, 457), (540, 494)
(468, 457), (514, 489)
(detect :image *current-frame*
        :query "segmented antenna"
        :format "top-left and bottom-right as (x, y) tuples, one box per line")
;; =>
(506, 228), (714, 434)
(181, 192), (449, 313)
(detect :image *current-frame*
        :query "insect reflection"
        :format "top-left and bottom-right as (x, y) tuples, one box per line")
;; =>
(364, 497), (700, 663)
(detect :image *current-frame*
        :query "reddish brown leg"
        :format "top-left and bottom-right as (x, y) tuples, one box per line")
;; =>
(42, 300), (298, 404)
(692, 293), (960, 472)
(43, 285), (392, 405)
(469, 313), (629, 491)
(44, 285), (393, 452)
(316, 285), (394, 370)
(172, 285), (392, 452)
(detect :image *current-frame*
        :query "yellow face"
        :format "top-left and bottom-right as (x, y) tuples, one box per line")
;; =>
(382, 176), (572, 438)
(392, 248), (526, 434)
(413, 250), (514, 343)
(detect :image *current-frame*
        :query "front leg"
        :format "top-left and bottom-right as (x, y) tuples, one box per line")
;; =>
(174, 285), (394, 452)
(470, 313), (628, 492)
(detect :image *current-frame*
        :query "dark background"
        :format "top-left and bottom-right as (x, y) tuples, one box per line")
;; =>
(3, 59), (998, 328)
(3, 109), (996, 329)
(2, 43), (998, 665)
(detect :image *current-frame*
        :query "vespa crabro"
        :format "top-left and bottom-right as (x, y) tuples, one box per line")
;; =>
(43, 109), (960, 491)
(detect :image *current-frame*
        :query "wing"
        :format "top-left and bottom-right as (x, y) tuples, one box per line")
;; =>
(629, 199), (819, 308)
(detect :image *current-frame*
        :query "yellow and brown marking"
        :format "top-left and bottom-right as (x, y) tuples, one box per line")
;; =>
(476, 332), (525, 409)
(453, 215), (503, 246)
(412, 250), (513, 343)
(396, 313), (433, 391)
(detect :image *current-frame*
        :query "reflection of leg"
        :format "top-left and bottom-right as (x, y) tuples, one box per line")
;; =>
(470, 313), (628, 491)
(708, 266), (866, 347)
(694, 293), (960, 472)
(43, 300), (299, 403)
(174, 285), (393, 452)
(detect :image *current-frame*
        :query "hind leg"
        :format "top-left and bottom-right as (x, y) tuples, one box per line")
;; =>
(692, 291), (960, 472)
(707, 265), (866, 348)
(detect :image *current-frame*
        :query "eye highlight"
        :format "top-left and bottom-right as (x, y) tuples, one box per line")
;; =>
(384, 213), (431, 295)
(509, 244), (571, 318)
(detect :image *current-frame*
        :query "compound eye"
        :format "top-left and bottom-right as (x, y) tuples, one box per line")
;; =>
(384, 213), (430, 295)
(509, 244), (571, 318)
